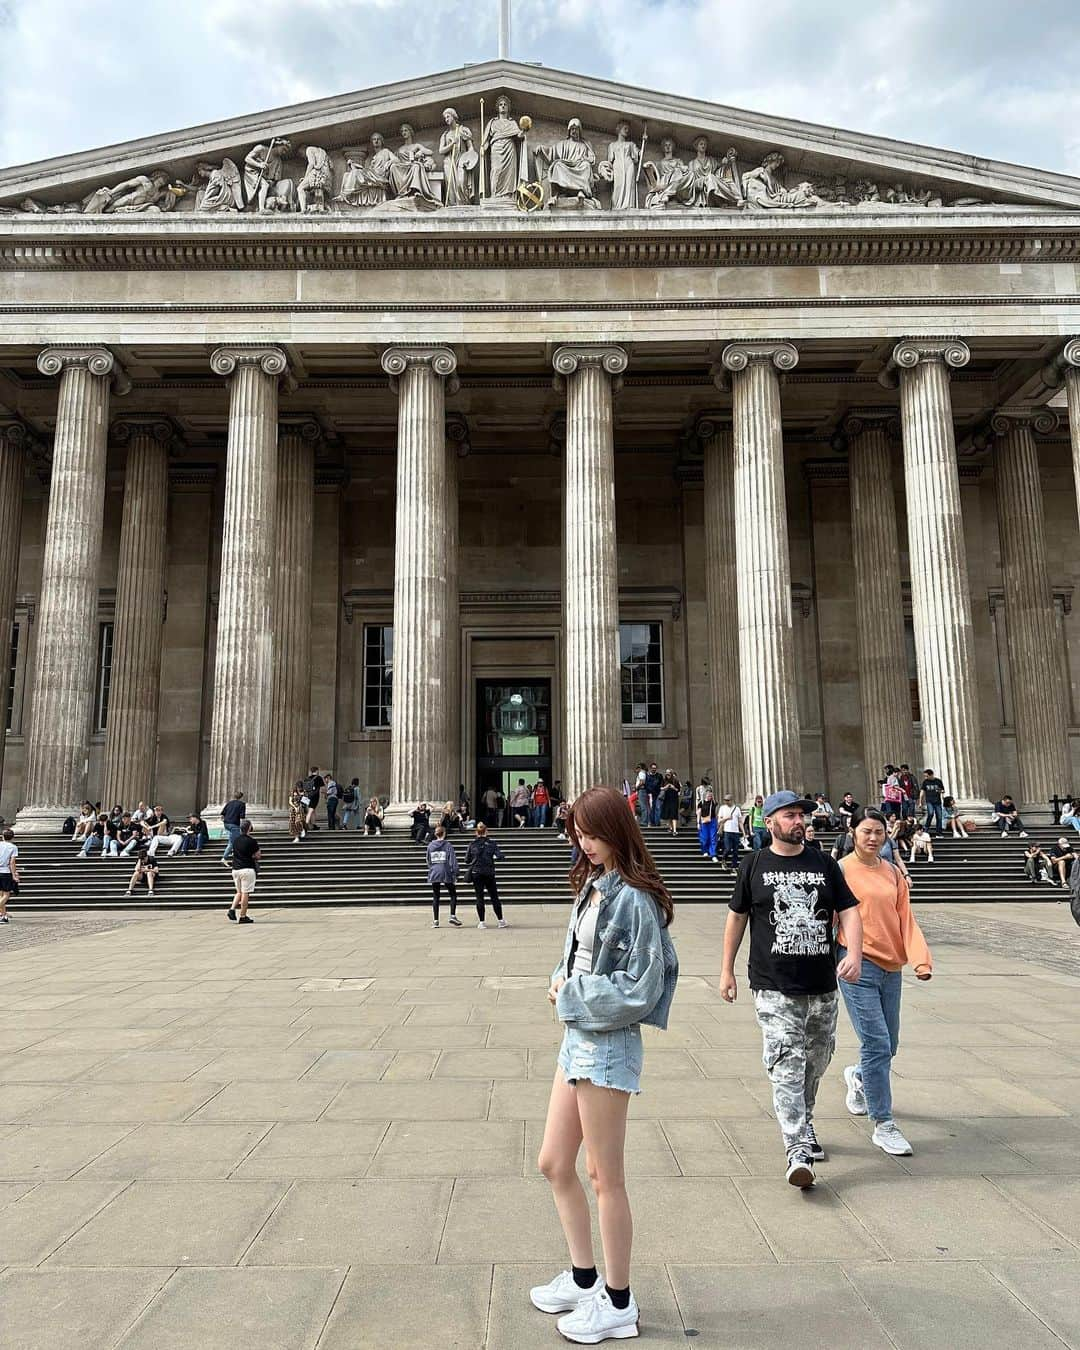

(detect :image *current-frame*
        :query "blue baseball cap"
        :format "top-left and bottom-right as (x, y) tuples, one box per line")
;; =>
(763, 790), (816, 817)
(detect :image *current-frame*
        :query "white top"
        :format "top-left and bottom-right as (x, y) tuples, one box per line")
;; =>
(720, 804), (743, 833)
(573, 895), (601, 976)
(0, 840), (18, 872)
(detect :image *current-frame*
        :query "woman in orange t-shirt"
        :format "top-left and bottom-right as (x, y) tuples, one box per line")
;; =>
(837, 808), (933, 1159)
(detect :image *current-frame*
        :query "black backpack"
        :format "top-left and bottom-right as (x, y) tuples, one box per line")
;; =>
(342, 784), (356, 805)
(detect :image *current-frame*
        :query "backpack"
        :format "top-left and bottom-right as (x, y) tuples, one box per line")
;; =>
(342, 784), (356, 805)
(61, 816), (76, 835)
(304, 774), (319, 796)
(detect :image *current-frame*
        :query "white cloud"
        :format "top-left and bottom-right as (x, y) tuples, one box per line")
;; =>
(0, 0), (1077, 174)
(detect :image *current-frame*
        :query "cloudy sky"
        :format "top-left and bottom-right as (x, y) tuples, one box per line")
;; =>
(1, 0), (1078, 174)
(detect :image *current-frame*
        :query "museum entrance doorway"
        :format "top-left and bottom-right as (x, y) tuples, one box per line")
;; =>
(475, 679), (552, 825)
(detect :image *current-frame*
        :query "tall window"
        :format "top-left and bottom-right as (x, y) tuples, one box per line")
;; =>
(363, 624), (393, 729)
(5, 623), (18, 732)
(903, 617), (921, 723)
(620, 621), (664, 726)
(95, 622), (114, 732)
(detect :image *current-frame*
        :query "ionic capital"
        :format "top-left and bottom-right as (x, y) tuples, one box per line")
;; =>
(551, 345), (629, 378)
(989, 407), (1059, 438)
(380, 346), (458, 380)
(446, 412), (471, 457)
(888, 338), (970, 376)
(842, 407), (901, 443)
(694, 411), (733, 446)
(1062, 338), (1080, 370)
(719, 341), (799, 376)
(0, 418), (33, 453)
(278, 415), (322, 447)
(210, 346), (290, 380)
(37, 346), (115, 379)
(112, 416), (180, 449)
(1041, 338), (1080, 390)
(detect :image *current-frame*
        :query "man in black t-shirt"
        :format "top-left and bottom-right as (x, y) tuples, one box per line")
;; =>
(227, 821), (261, 924)
(919, 770), (946, 834)
(720, 790), (863, 1189)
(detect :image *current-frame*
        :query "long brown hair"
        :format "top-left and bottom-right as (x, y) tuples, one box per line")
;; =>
(567, 785), (674, 927)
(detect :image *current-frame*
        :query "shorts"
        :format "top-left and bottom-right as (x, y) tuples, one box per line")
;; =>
(232, 867), (256, 895)
(0, 873), (15, 892)
(558, 1023), (642, 1094)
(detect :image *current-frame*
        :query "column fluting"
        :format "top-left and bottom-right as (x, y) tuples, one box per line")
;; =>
(101, 418), (173, 809)
(17, 348), (114, 830)
(721, 341), (802, 796)
(554, 345), (626, 800)
(445, 414), (468, 802)
(845, 411), (913, 796)
(381, 346), (456, 818)
(0, 422), (28, 811)
(267, 417), (318, 810)
(992, 409), (1069, 812)
(1060, 340), (1080, 533)
(892, 338), (989, 813)
(205, 346), (286, 815)
(698, 414), (745, 799)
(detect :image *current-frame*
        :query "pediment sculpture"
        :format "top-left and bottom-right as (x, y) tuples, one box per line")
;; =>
(3, 95), (1002, 218)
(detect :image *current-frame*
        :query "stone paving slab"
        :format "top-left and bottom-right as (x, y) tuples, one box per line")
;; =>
(1, 901), (1079, 1346)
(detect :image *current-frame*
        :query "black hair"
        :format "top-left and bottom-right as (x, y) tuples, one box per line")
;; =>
(852, 807), (888, 830)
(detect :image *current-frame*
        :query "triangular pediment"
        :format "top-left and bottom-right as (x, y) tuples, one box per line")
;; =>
(2, 59), (1078, 217)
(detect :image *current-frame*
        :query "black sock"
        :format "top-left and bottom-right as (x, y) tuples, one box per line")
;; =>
(572, 1265), (598, 1289)
(606, 1284), (631, 1310)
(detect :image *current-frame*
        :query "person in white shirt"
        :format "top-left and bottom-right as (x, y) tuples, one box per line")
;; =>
(0, 828), (19, 921)
(718, 794), (744, 870)
(908, 825), (934, 864)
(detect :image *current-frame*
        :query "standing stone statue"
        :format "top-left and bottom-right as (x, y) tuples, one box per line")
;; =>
(243, 138), (295, 212)
(742, 152), (824, 209)
(297, 145), (334, 213)
(537, 118), (600, 209)
(598, 121), (639, 209)
(193, 159), (244, 212)
(438, 107), (477, 206)
(481, 94), (525, 200)
(82, 171), (180, 214)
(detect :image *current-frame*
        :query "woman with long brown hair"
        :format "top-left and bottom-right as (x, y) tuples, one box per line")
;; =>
(532, 785), (678, 1344)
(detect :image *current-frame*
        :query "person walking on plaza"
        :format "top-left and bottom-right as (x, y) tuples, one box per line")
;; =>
(696, 787), (718, 861)
(838, 808), (932, 1157)
(226, 820), (260, 924)
(534, 784), (678, 1344)
(465, 822), (507, 928)
(918, 769), (946, 834)
(719, 793), (743, 870)
(427, 825), (463, 927)
(720, 790), (863, 1188)
(0, 828), (20, 922)
(221, 791), (246, 862)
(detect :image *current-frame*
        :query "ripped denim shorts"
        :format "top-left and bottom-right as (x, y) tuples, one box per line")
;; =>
(558, 1022), (643, 1094)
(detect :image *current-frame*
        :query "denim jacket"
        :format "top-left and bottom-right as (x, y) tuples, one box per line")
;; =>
(552, 870), (679, 1032)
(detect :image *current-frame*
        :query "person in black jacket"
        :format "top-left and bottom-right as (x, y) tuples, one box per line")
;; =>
(464, 823), (507, 928)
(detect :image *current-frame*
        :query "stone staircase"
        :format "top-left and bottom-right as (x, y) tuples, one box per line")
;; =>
(4, 823), (1071, 911)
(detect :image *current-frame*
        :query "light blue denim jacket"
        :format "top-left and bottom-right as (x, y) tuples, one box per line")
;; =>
(552, 870), (679, 1032)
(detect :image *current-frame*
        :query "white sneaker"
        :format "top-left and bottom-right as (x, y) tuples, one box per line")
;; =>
(843, 1065), (867, 1116)
(872, 1120), (913, 1156)
(529, 1269), (604, 1314)
(498, 919), (509, 928)
(1001, 831), (1008, 838)
(1019, 831), (1029, 838)
(431, 920), (439, 928)
(785, 1152), (815, 1188)
(448, 915), (463, 927)
(556, 1288), (639, 1343)
(477, 921), (487, 929)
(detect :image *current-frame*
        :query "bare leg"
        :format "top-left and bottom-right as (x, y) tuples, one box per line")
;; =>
(237, 887), (249, 919)
(537, 1068), (593, 1268)
(577, 1079), (633, 1290)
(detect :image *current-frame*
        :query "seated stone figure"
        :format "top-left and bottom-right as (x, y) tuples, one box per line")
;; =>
(537, 118), (600, 209)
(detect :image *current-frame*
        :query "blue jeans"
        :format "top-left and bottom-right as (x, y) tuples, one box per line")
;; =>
(1062, 813), (1080, 834)
(698, 819), (717, 857)
(81, 834), (102, 857)
(649, 796), (661, 827)
(635, 790), (649, 828)
(222, 823), (241, 859)
(924, 801), (944, 832)
(837, 948), (902, 1124)
(721, 829), (741, 867)
(752, 827), (770, 850)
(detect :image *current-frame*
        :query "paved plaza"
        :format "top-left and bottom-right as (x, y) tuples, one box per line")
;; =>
(2, 900), (1080, 1349)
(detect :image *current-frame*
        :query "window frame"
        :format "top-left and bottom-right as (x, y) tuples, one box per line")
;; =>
(619, 619), (665, 729)
(362, 623), (393, 730)
(94, 621), (114, 733)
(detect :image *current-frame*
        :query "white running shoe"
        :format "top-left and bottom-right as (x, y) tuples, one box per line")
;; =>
(529, 1269), (604, 1314)
(477, 921), (487, 929)
(1001, 830), (1008, 838)
(872, 1120), (913, 1156)
(1019, 831), (1029, 838)
(498, 919), (509, 928)
(431, 920), (439, 928)
(448, 915), (463, 927)
(557, 1289), (639, 1343)
(843, 1065), (867, 1115)
(785, 1152), (815, 1188)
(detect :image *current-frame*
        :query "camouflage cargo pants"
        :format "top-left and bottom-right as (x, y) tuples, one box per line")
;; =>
(753, 989), (838, 1153)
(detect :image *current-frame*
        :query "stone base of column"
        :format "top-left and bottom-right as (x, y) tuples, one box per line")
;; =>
(952, 797), (997, 827)
(1017, 801), (1057, 823)
(12, 804), (78, 835)
(382, 799), (442, 831)
(203, 802), (288, 834)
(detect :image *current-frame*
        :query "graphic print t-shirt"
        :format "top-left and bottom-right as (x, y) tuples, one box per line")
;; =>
(730, 847), (858, 995)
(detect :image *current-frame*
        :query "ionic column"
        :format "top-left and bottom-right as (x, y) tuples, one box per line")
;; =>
(888, 339), (989, 813)
(697, 412), (745, 799)
(992, 408), (1069, 812)
(445, 414), (469, 800)
(553, 345), (626, 799)
(100, 419), (173, 809)
(844, 410), (913, 795)
(381, 346), (457, 821)
(720, 341), (802, 795)
(267, 417), (318, 810)
(17, 348), (114, 831)
(0, 422), (28, 809)
(205, 346), (287, 818)
(1057, 339), (1080, 531)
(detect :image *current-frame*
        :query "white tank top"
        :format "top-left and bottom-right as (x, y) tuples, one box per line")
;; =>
(573, 896), (601, 975)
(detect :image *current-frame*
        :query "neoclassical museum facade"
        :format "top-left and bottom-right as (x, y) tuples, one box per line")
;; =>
(1, 59), (1080, 828)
